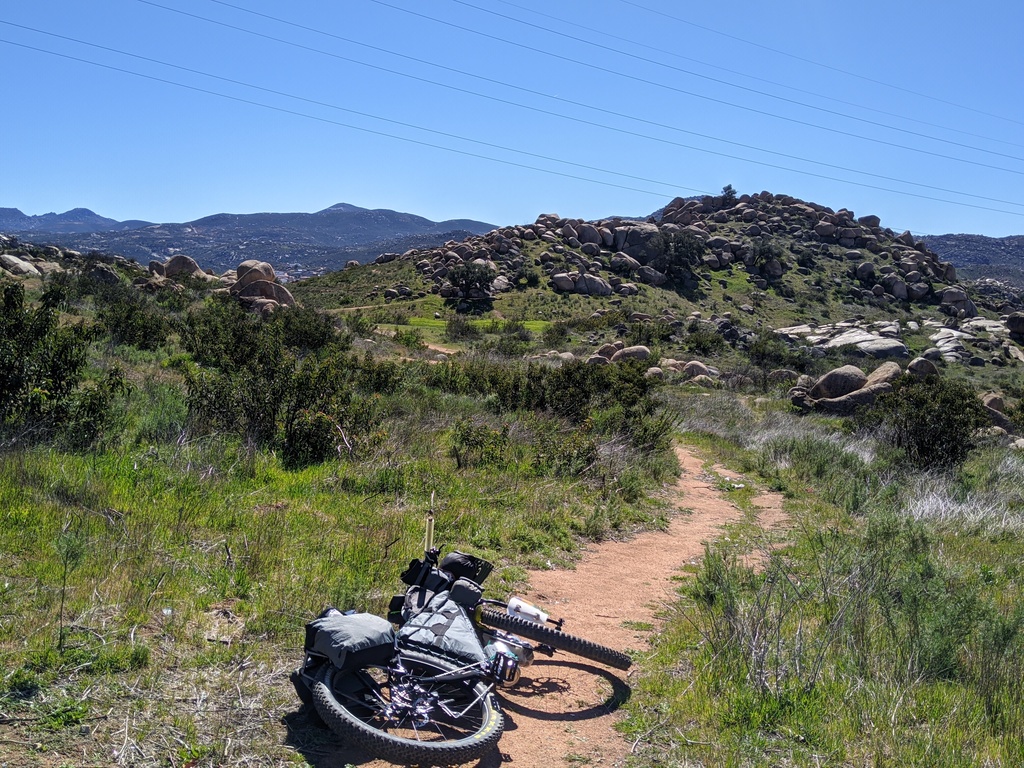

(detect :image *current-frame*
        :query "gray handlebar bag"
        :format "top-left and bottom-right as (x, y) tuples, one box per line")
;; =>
(306, 612), (396, 671)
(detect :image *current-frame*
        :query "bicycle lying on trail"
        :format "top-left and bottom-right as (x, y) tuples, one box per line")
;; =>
(291, 511), (632, 766)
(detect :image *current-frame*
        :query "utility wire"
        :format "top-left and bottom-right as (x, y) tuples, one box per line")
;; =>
(2, 23), (1022, 222)
(484, 0), (1022, 150)
(134, 0), (1024, 209)
(366, 0), (1024, 177)
(617, 0), (1024, 128)
(0, 36), (705, 200)
(448, 0), (1024, 161)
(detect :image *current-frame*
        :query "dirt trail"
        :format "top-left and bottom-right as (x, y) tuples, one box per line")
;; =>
(300, 444), (785, 768)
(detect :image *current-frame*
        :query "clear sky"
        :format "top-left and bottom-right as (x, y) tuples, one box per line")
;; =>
(2, 0), (1022, 236)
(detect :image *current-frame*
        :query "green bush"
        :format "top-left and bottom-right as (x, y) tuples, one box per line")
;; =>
(94, 281), (170, 350)
(858, 375), (989, 469)
(445, 314), (482, 341)
(0, 281), (104, 438)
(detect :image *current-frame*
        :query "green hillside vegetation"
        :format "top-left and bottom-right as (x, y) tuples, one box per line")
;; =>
(2, 189), (1024, 766)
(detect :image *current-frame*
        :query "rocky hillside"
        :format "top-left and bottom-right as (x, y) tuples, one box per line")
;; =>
(294, 190), (1023, 386)
(1, 203), (495, 277)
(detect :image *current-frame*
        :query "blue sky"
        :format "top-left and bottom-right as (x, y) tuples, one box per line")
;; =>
(2, 0), (1022, 236)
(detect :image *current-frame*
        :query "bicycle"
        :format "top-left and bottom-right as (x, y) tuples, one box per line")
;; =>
(292, 511), (631, 766)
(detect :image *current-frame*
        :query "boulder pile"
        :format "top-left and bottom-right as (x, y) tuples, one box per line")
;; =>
(145, 256), (296, 315)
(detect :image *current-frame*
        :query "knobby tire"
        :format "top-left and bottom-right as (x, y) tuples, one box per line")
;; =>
(478, 608), (632, 670)
(312, 648), (503, 766)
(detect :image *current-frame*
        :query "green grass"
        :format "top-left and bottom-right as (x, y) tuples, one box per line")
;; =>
(622, 397), (1024, 768)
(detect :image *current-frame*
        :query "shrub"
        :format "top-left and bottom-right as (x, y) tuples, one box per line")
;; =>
(94, 282), (169, 350)
(684, 325), (725, 356)
(271, 305), (344, 353)
(445, 314), (481, 341)
(541, 322), (569, 347)
(282, 410), (342, 468)
(0, 281), (99, 437)
(858, 375), (988, 469)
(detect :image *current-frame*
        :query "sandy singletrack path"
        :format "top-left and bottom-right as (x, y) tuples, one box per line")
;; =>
(297, 444), (785, 768)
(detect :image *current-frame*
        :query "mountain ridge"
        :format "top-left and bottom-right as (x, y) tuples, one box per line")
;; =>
(0, 202), (496, 276)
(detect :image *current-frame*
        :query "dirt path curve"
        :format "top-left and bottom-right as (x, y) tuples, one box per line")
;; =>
(301, 445), (785, 768)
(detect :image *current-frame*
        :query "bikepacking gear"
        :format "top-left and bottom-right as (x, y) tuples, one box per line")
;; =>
(295, 519), (631, 764)
(399, 590), (488, 665)
(304, 611), (395, 671)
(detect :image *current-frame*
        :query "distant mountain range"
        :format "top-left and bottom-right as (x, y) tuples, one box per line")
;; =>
(0, 203), (495, 276)
(921, 233), (1024, 289)
(0, 207), (152, 233)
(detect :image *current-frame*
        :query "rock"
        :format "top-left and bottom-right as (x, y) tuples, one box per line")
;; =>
(491, 275), (512, 292)
(576, 223), (603, 245)
(985, 406), (1014, 432)
(610, 345), (651, 362)
(586, 354), (610, 365)
(682, 360), (710, 378)
(813, 382), (893, 415)
(983, 393), (1005, 412)
(610, 253), (641, 273)
(163, 254), (205, 278)
(907, 282), (931, 301)
(86, 263), (121, 285)
(645, 367), (664, 379)
(235, 280), (296, 306)
(550, 273), (575, 292)
(857, 338), (910, 358)
(809, 365), (868, 399)
(856, 261), (876, 281)
(864, 361), (902, 387)
(907, 356), (940, 377)
(596, 343), (618, 359)
(0, 254), (40, 277)
(635, 266), (667, 286)
(1007, 312), (1024, 336)
(577, 273), (613, 296)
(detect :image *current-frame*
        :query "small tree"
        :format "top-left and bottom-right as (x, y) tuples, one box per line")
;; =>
(447, 263), (495, 299)
(721, 184), (738, 207)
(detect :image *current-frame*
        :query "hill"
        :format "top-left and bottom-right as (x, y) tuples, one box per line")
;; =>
(0, 203), (495, 276)
(922, 232), (1024, 288)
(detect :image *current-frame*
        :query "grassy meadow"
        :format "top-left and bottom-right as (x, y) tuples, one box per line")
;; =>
(1, 248), (1023, 767)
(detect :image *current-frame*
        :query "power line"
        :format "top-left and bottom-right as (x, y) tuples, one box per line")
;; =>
(2, 23), (1022, 223)
(366, 0), (1024, 177)
(133, 1), (1024, 210)
(616, 0), (1024, 128)
(0, 36), (705, 201)
(484, 0), (1023, 150)
(448, 0), (1024, 161)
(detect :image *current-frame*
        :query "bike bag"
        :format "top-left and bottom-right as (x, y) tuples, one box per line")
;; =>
(440, 551), (493, 584)
(305, 612), (395, 671)
(449, 577), (483, 610)
(398, 590), (488, 665)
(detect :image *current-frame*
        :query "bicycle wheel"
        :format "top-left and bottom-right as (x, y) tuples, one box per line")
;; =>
(311, 648), (504, 766)
(478, 608), (632, 670)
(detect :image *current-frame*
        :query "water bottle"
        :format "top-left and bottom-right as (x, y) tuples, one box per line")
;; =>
(507, 596), (548, 625)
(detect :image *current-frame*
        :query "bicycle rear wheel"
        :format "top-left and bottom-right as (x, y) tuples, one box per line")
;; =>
(478, 608), (632, 670)
(312, 648), (504, 766)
